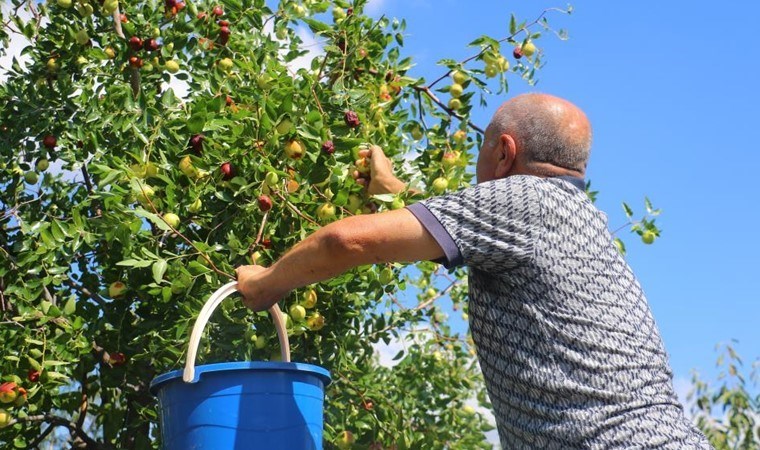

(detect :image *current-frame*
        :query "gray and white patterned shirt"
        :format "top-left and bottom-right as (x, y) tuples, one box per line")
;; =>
(406, 175), (712, 449)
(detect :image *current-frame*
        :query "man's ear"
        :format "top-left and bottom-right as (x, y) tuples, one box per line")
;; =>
(494, 133), (517, 178)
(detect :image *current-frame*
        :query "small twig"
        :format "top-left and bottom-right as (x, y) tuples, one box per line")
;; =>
(414, 277), (462, 311)
(248, 211), (269, 252)
(273, 190), (319, 226)
(64, 278), (107, 308)
(412, 85), (484, 134)
(137, 182), (235, 280)
(427, 7), (568, 89)
(112, 7), (125, 40)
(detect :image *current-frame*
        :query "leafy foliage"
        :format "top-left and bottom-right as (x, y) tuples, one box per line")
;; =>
(0, 0), (567, 447)
(690, 343), (760, 450)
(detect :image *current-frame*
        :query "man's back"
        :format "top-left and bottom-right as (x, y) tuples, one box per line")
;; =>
(410, 175), (711, 448)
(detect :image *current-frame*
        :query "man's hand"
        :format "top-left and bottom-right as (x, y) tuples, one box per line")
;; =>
(235, 265), (286, 312)
(353, 145), (406, 195)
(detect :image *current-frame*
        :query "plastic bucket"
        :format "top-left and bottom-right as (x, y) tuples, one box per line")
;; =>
(150, 282), (331, 450)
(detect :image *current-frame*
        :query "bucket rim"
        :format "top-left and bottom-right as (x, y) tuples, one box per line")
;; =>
(149, 361), (331, 394)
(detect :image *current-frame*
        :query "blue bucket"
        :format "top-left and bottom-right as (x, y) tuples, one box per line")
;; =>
(150, 282), (331, 450)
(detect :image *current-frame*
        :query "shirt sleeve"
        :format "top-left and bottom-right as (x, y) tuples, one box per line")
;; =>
(406, 176), (539, 272)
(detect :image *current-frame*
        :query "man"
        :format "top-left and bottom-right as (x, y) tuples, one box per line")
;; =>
(236, 93), (711, 448)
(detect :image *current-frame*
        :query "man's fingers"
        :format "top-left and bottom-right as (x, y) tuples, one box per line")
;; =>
(358, 148), (371, 158)
(355, 177), (368, 187)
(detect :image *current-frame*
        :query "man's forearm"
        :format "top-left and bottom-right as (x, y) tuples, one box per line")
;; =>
(238, 209), (443, 311)
(246, 220), (367, 306)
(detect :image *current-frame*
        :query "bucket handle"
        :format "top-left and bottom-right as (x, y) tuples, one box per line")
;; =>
(183, 281), (291, 383)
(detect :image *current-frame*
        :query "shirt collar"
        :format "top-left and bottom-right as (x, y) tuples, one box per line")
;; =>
(554, 175), (586, 192)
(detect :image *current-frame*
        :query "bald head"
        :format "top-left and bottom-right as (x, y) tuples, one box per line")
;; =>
(486, 93), (592, 176)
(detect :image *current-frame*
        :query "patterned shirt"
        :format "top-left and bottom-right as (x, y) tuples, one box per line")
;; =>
(406, 175), (712, 449)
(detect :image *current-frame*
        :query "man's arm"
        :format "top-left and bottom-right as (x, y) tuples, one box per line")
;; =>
(236, 208), (444, 311)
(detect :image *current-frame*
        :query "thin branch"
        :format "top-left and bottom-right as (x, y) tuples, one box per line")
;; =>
(248, 211), (269, 253)
(137, 182), (235, 280)
(414, 277), (463, 311)
(427, 7), (569, 89)
(64, 278), (107, 308)
(112, 7), (125, 40)
(412, 85), (484, 134)
(273, 190), (320, 226)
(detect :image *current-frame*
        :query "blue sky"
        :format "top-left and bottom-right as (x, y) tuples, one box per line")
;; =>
(364, 0), (760, 392)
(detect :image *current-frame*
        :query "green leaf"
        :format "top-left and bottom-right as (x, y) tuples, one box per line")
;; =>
(152, 259), (168, 284)
(509, 14), (517, 34)
(63, 297), (76, 315)
(187, 113), (207, 134)
(117, 258), (153, 268)
(622, 202), (633, 218)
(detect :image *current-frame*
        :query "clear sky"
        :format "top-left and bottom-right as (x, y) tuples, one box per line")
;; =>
(361, 0), (760, 397)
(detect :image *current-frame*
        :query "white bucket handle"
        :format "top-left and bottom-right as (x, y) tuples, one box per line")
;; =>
(183, 281), (291, 383)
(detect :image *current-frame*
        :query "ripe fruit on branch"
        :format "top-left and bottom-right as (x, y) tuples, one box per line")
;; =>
(220, 162), (235, 180)
(276, 117), (293, 135)
(336, 430), (356, 449)
(219, 26), (230, 45)
(254, 335), (267, 349)
(289, 304), (306, 322)
(441, 151), (459, 169)
(14, 388), (27, 407)
(212, 5), (223, 16)
(521, 40), (537, 57)
(188, 134), (204, 153)
(28, 369), (40, 382)
(163, 213), (180, 228)
(284, 140), (304, 159)
(302, 289), (317, 309)
(451, 70), (467, 84)
(218, 57), (234, 72)
(104, 47), (116, 59)
(179, 156), (197, 178)
(218, 19), (229, 26)
(321, 140), (335, 155)
(136, 184), (156, 206)
(165, 59), (180, 73)
(379, 267), (393, 284)
(355, 157), (370, 176)
(316, 203), (336, 222)
(512, 46), (523, 59)
(57, 0), (73, 8)
(287, 179), (299, 193)
(432, 177), (449, 194)
(0, 409), (10, 428)
(0, 383), (18, 404)
(344, 110), (360, 128)
(306, 312), (325, 331)
(452, 130), (466, 144)
(128, 36), (143, 51)
(46, 58), (60, 72)
(143, 39), (160, 52)
(24, 171), (39, 184)
(448, 98), (462, 111)
(484, 64), (498, 78)
(332, 7), (346, 22)
(449, 83), (463, 98)
(109, 281), (127, 298)
(257, 194), (273, 212)
(109, 352), (127, 366)
(75, 29), (90, 45)
(346, 194), (362, 214)
(410, 125), (423, 140)
(641, 231), (656, 244)
(188, 198), (203, 213)
(264, 172), (279, 187)
(129, 56), (143, 68)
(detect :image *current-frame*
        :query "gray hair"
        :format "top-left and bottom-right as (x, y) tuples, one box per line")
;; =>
(487, 93), (592, 173)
